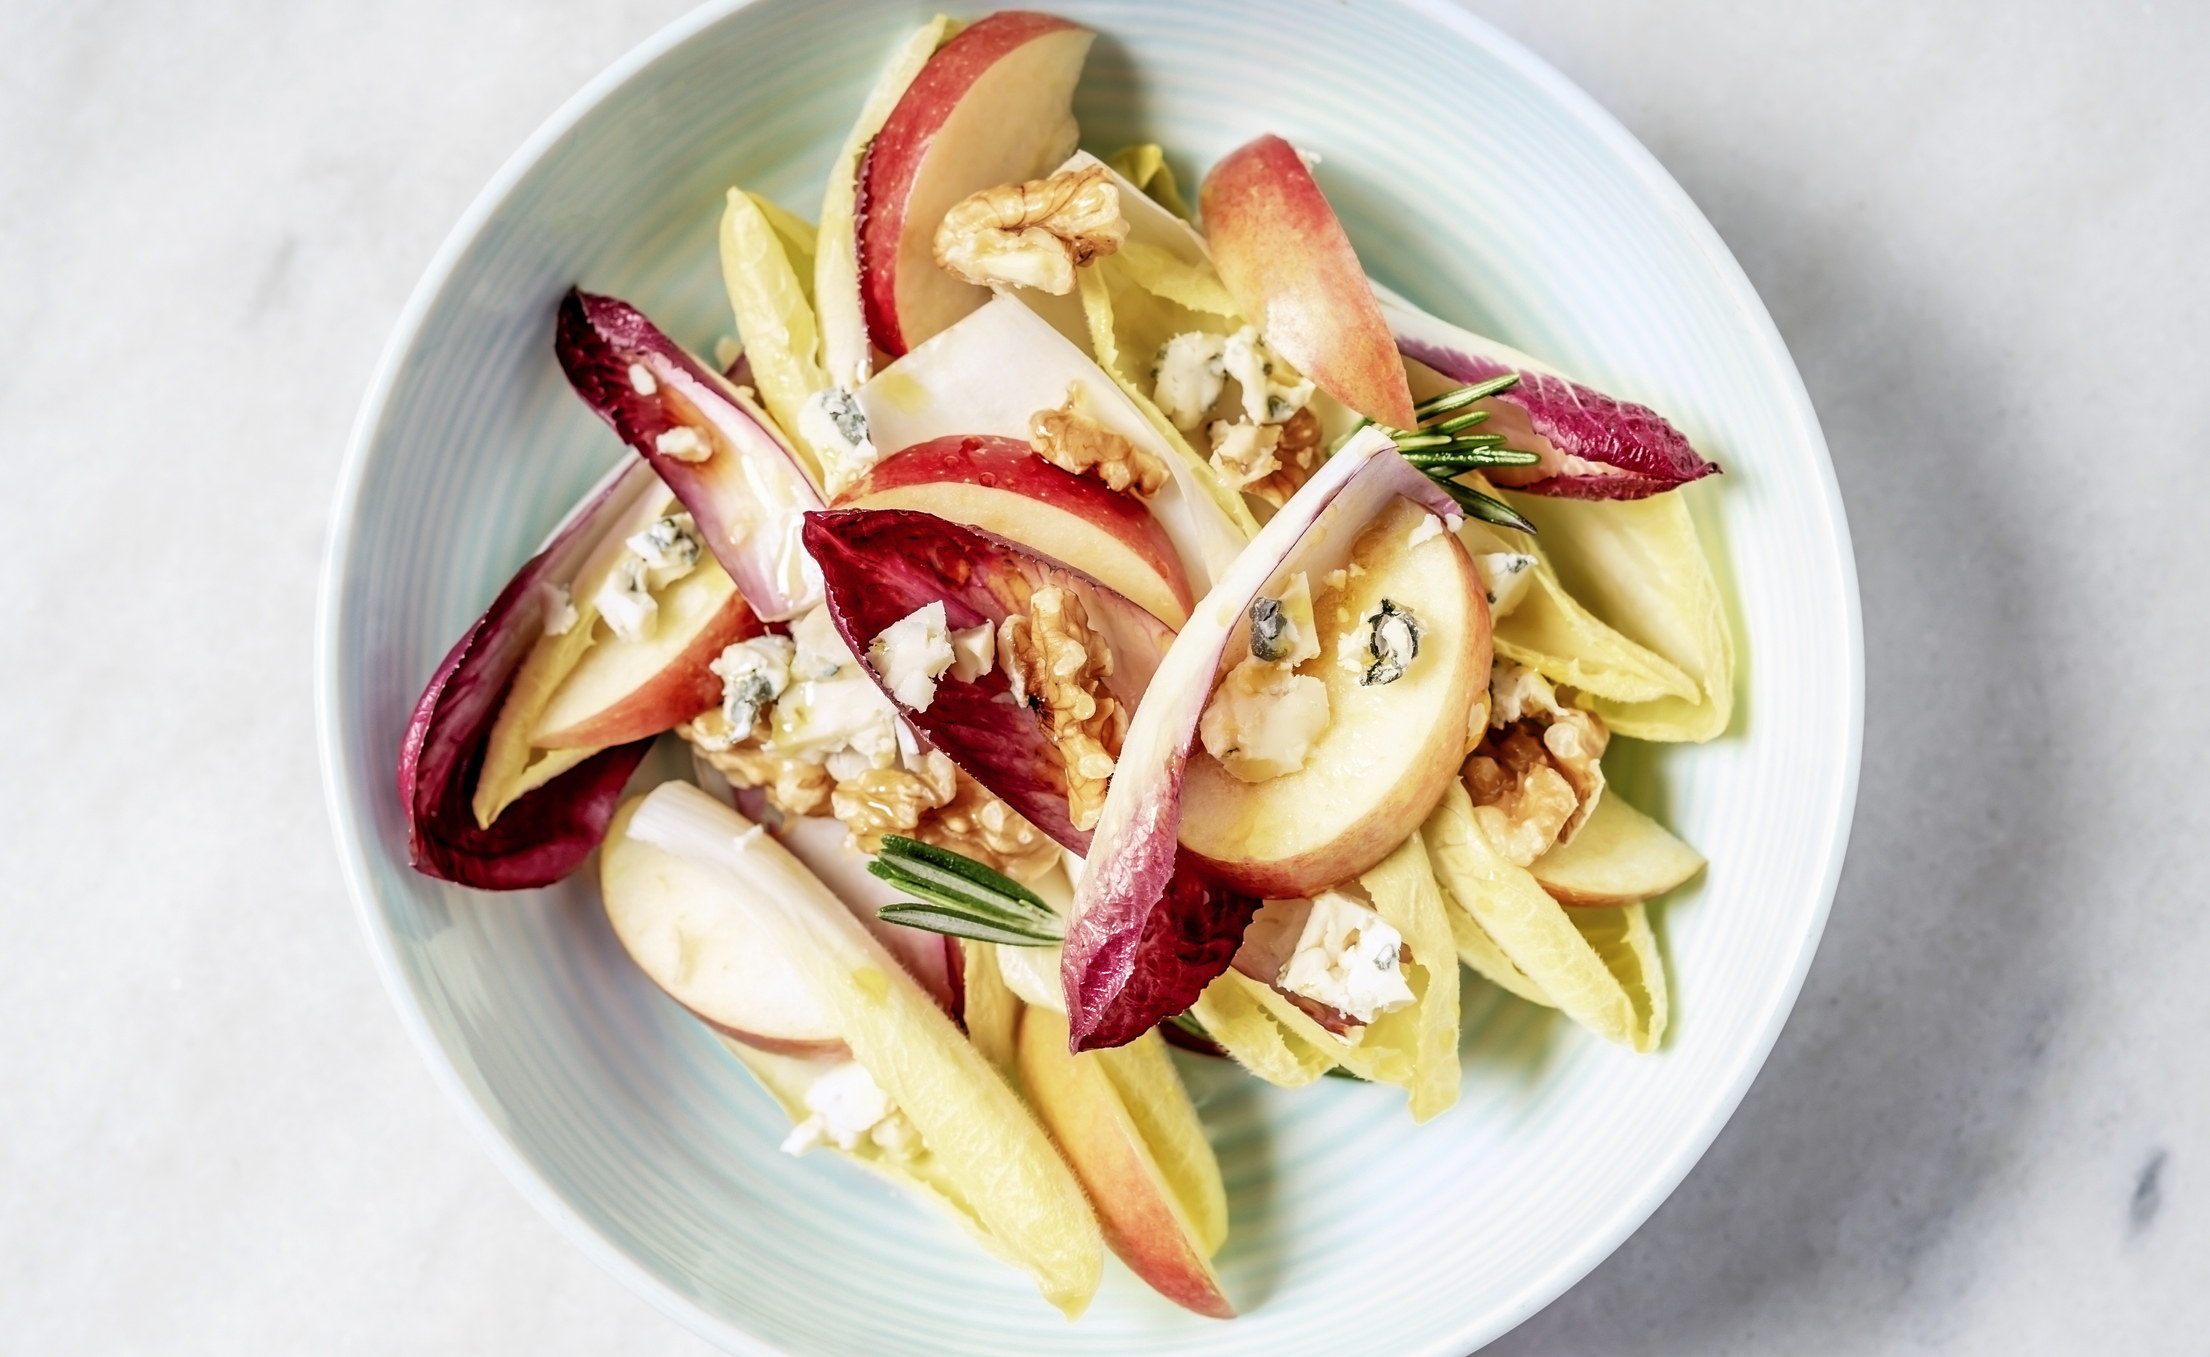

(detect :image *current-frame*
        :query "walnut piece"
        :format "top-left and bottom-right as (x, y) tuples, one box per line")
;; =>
(1244, 406), (1323, 508)
(830, 749), (960, 853)
(1030, 387), (1168, 497)
(999, 585), (1126, 833)
(1462, 659), (1611, 863)
(684, 712), (836, 818)
(916, 770), (1063, 885)
(934, 164), (1128, 295)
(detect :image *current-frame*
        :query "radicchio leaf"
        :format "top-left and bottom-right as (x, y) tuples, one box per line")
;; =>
(1381, 295), (1719, 501)
(1060, 428), (1461, 1049)
(800, 507), (1175, 853)
(556, 289), (826, 620)
(399, 459), (663, 889)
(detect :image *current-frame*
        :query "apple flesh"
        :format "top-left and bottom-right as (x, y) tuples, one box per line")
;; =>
(857, 11), (1093, 356)
(837, 434), (1192, 628)
(857, 292), (1247, 602)
(1016, 1006), (1234, 1318)
(532, 558), (763, 749)
(772, 812), (962, 1015)
(600, 797), (850, 1057)
(1199, 134), (1417, 430)
(1528, 791), (1705, 906)
(1178, 496), (1492, 898)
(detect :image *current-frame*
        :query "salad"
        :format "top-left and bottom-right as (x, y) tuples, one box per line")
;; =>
(398, 9), (1732, 1320)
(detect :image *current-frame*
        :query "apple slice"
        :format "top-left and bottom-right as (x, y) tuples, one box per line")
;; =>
(1017, 1007), (1234, 1318)
(623, 782), (1102, 1315)
(1198, 134), (1416, 429)
(600, 797), (848, 1057)
(398, 457), (664, 889)
(856, 11), (1093, 356)
(836, 434), (1192, 628)
(856, 292), (1250, 600)
(1061, 429), (1467, 1049)
(556, 289), (825, 620)
(801, 508), (1176, 854)
(1380, 286), (1720, 500)
(531, 556), (764, 748)
(1177, 495), (1491, 897)
(1527, 791), (1705, 906)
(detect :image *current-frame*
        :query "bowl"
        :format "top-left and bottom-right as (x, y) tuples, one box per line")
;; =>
(317, 1), (1861, 1351)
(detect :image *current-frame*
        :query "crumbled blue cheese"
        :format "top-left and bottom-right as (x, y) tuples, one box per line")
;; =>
(654, 425), (711, 463)
(1153, 330), (1227, 430)
(593, 557), (658, 642)
(624, 513), (703, 588)
(704, 635), (795, 746)
(779, 1062), (919, 1158)
(798, 386), (880, 495)
(536, 581), (577, 637)
(1276, 890), (1416, 1024)
(1219, 325), (1315, 425)
(1489, 655), (1561, 727)
(1199, 656), (1330, 782)
(1247, 572), (1318, 664)
(948, 622), (996, 682)
(1406, 513), (1446, 550)
(1207, 418), (1280, 489)
(770, 606), (900, 771)
(868, 602), (956, 711)
(1474, 552), (1538, 617)
(1359, 599), (1422, 687)
(626, 362), (657, 396)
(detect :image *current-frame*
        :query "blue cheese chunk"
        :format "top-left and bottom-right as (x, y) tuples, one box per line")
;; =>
(1153, 330), (1227, 430)
(779, 1061), (919, 1158)
(625, 512), (703, 588)
(799, 386), (880, 496)
(868, 602), (956, 711)
(593, 557), (658, 642)
(704, 635), (795, 747)
(1199, 655), (1330, 782)
(1276, 889), (1416, 1024)
(1474, 552), (1538, 617)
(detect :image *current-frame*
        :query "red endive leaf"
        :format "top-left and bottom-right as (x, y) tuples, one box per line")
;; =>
(399, 459), (663, 889)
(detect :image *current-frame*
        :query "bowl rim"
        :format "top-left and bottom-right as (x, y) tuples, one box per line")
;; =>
(315, 0), (1864, 1351)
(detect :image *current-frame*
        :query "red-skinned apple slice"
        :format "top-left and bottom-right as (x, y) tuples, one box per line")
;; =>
(1017, 1007), (1234, 1319)
(856, 11), (1093, 356)
(1378, 285), (1720, 500)
(555, 289), (825, 620)
(801, 508), (1175, 854)
(1061, 428), (1464, 1049)
(601, 797), (850, 1056)
(531, 560), (765, 748)
(858, 293), (1249, 602)
(398, 458), (664, 890)
(836, 435), (1193, 628)
(1199, 134), (1417, 430)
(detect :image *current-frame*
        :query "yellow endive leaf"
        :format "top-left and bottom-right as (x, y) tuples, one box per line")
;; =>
(1505, 489), (1734, 743)
(1189, 970), (1336, 1087)
(1421, 781), (1638, 1045)
(958, 939), (1020, 1082)
(719, 186), (828, 483)
(1442, 887), (1555, 1007)
(1078, 263), (1259, 538)
(1567, 904), (1669, 1052)
(1358, 832), (1462, 1122)
(1104, 142), (1192, 219)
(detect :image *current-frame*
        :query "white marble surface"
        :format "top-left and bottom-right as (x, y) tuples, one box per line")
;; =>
(3, 0), (2201, 1351)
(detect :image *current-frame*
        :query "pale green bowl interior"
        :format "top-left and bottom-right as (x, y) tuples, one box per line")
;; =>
(319, 1), (1859, 1351)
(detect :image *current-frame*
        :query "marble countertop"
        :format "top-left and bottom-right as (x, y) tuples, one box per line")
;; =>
(4, 0), (2201, 1351)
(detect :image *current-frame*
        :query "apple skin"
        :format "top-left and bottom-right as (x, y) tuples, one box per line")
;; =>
(858, 11), (1092, 357)
(836, 434), (1193, 627)
(1527, 791), (1706, 906)
(533, 566), (764, 749)
(1016, 1006), (1234, 1319)
(1199, 134), (1417, 430)
(1179, 497), (1492, 898)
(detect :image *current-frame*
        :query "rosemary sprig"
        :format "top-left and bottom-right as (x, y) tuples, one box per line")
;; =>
(1343, 373), (1542, 535)
(869, 835), (1064, 947)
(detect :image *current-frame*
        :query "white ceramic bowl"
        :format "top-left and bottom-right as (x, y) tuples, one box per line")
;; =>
(318, 1), (1860, 1351)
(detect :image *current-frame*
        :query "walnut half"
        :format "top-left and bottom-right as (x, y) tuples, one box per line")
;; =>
(934, 164), (1129, 295)
(1030, 386), (1167, 497)
(998, 585), (1126, 832)
(1463, 659), (1611, 865)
